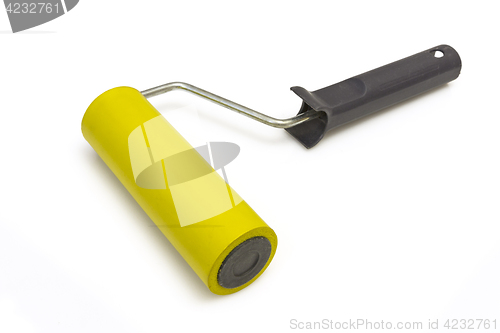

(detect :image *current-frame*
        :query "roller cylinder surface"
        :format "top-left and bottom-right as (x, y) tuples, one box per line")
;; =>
(82, 87), (277, 295)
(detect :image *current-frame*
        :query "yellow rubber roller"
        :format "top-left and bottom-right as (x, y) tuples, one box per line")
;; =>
(81, 87), (277, 295)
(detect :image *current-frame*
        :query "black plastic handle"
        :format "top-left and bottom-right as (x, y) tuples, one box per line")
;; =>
(285, 45), (462, 148)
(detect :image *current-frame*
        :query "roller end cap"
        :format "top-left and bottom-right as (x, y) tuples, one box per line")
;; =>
(217, 237), (272, 289)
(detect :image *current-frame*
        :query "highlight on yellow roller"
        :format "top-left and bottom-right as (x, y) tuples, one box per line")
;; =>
(81, 86), (277, 295)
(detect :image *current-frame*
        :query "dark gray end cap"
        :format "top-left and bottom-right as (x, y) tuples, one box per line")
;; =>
(217, 237), (272, 289)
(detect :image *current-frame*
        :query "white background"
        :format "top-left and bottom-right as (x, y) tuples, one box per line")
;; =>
(1, 1), (499, 332)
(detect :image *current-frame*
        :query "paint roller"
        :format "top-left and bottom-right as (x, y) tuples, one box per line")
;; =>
(81, 45), (461, 294)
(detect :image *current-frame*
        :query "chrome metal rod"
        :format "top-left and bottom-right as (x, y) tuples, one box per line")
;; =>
(141, 82), (318, 129)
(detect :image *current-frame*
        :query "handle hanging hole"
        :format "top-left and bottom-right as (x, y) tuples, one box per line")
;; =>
(432, 50), (445, 58)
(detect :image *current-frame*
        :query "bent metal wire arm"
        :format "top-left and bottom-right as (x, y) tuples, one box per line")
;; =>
(141, 82), (319, 129)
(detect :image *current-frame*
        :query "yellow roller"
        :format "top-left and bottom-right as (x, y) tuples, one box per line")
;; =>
(82, 87), (277, 295)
